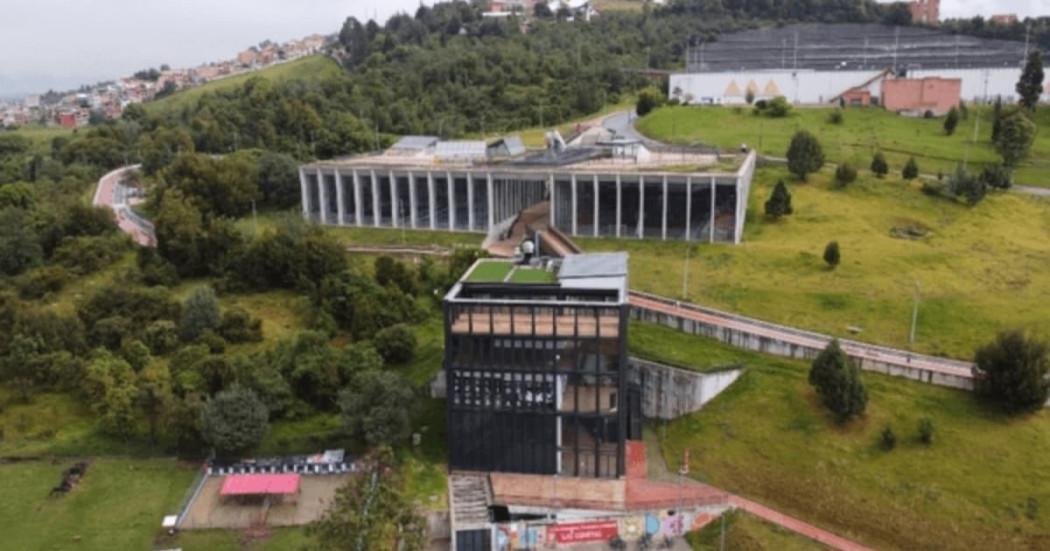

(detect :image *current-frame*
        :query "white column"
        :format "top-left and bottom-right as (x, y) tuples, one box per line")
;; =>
(570, 174), (578, 236)
(709, 176), (716, 243)
(548, 173), (556, 229)
(389, 170), (398, 228)
(370, 170), (380, 228)
(638, 176), (645, 238)
(299, 168), (309, 219)
(467, 172), (475, 231)
(409, 172), (418, 229)
(592, 174), (599, 237)
(662, 175), (668, 241)
(353, 170), (363, 227)
(428, 172), (437, 230)
(316, 168), (327, 224)
(685, 177), (692, 241)
(615, 173), (622, 238)
(447, 172), (455, 230)
(335, 171), (345, 225)
(487, 173), (495, 229)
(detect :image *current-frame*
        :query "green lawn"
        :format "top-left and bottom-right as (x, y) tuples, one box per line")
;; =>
(637, 105), (1050, 187)
(164, 527), (310, 551)
(0, 457), (197, 551)
(508, 266), (558, 284)
(687, 510), (824, 551)
(643, 325), (1050, 550)
(145, 56), (344, 115)
(465, 259), (514, 283)
(582, 167), (1050, 359)
(631, 322), (747, 373)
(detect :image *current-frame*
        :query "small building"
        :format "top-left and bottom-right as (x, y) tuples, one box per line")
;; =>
(882, 76), (961, 116)
(990, 14), (1018, 26)
(907, 0), (939, 25)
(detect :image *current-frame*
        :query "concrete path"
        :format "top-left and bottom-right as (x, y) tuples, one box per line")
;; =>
(729, 495), (873, 551)
(94, 165), (156, 247)
(629, 291), (975, 384)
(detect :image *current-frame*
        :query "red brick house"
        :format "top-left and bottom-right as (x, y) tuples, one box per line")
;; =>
(882, 77), (961, 116)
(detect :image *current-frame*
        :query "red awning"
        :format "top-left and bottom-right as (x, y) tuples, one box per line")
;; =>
(220, 473), (301, 496)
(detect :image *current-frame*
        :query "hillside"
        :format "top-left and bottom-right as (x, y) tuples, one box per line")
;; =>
(144, 55), (343, 115)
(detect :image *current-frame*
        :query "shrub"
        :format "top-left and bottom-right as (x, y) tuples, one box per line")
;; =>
(828, 110), (844, 125)
(834, 163), (857, 186)
(923, 110), (935, 119)
(995, 111), (1036, 167)
(218, 307), (263, 343)
(374, 323), (417, 364)
(636, 87), (665, 117)
(339, 370), (414, 447)
(948, 165), (986, 205)
(808, 339), (867, 421)
(870, 152), (888, 178)
(973, 330), (1050, 414)
(902, 157), (919, 180)
(786, 130), (825, 181)
(823, 241), (841, 269)
(764, 180), (793, 219)
(980, 164), (1012, 190)
(18, 266), (69, 299)
(754, 96), (791, 118)
(881, 425), (897, 450)
(918, 417), (934, 445)
(144, 320), (179, 355)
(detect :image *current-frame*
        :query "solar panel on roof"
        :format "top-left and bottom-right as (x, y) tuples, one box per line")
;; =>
(559, 253), (628, 279)
(435, 141), (488, 160)
(391, 135), (439, 151)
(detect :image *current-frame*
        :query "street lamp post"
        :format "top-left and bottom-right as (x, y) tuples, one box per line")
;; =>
(909, 280), (921, 344)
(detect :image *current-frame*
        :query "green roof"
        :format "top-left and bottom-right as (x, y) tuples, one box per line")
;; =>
(508, 267), (558, 284)
(464, 260), (514, 283)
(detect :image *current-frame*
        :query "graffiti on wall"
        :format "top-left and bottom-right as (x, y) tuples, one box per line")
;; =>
(493, 508), (719, 549)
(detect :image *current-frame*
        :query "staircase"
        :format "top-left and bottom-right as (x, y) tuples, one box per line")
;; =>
(449, 474), (492, 529)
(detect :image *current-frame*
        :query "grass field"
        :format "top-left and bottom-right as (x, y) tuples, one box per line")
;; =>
(638, 323), (1050, 549)
(642, 325), (1050, 550)
(686, 510), (823, 551)
(637, 105), (1050, 187)
(582, 166), (1050, 359)
(0, 457), (196, 551)
(145, 56), (343, 115)
(166, 527), (309, 551)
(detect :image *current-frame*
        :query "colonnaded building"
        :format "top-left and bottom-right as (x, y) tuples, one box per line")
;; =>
(299, 128), (756, 246)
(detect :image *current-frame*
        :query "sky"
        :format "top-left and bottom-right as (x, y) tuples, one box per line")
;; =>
(0, 0), (1046, 99)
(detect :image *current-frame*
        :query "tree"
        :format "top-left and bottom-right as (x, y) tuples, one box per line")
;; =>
(180, 286), (221, 342)
(745, 88), (755, 105)
(823, 241), (840, 269)
(200, 385), (269, 458)
(374, 324), (417, 364)
(786, 130), (825, 181)
(1, 334), (41, 401)
(973, 331), (1049, 414)
(636, 87), (665, 117)
(1016, 51), (1045, 111)
(85, 351), (138, 440)
(834, 163), (857, 185)
(991, 96), (1003, 142)
(308, 447), (426, 551)
(808, 339), (867, 421)
(764, 180), (793, 219)
(339, 370), (414, 447)
(918, 417), (934, 445)
(256, 151), (300, 208)
(994, 111), (1036, 167)
(870, 152), (888, 177)
(137, 364), (174, 444)
(902, 157), (919, 180)
(0, 207), (42, 276)
(880, 425), (897, 451)
(942, 107), (959, 135)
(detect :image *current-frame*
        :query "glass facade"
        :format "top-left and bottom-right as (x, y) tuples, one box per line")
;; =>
(444, 285), (637, 478)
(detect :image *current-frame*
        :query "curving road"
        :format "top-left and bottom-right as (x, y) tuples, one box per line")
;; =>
(94, 165), (156, 247)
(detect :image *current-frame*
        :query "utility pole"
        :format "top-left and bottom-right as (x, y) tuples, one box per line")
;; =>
(909, 280), (921, 344)
(964, 106), (981, 167)
(682, 244), (691, 300)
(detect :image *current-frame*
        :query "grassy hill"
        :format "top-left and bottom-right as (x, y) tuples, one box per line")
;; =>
(638, 105), (1050, 188)
(144, 55), (343, 115)
(643, 323), (1050, 550)
(583, 167), (1050, 359)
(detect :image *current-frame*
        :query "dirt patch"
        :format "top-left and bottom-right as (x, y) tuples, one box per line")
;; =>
(180, 474), (349, 530)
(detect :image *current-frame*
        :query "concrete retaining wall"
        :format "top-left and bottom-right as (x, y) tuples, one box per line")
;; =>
(628, 358), (743, 420)
(630, 295), (974, 390)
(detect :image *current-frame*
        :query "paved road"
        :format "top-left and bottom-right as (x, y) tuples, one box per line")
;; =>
(629, 292), (975, 383)
(94, 165), (156, 247)
(728, 495), (873, 551)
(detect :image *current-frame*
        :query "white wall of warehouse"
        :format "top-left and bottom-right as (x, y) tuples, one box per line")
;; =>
(671, 67), (1041, 106)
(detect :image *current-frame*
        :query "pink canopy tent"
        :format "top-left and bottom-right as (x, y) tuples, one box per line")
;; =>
(220, 473), (301, 497)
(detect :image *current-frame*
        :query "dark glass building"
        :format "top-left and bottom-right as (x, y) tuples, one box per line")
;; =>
(443, 253), (641, 478)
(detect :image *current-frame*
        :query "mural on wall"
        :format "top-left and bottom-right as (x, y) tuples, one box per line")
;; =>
(546, 520), (620, 545)
(492, 508), (720, 549)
